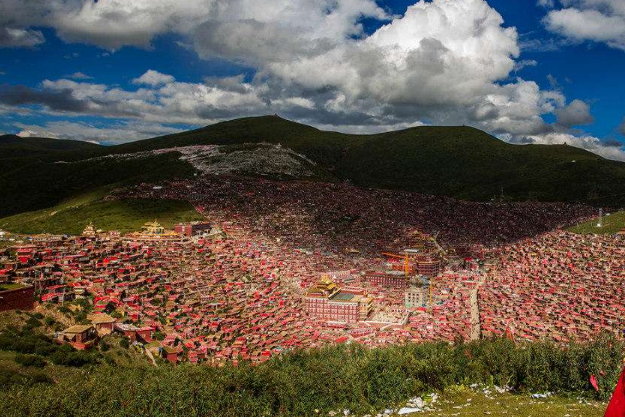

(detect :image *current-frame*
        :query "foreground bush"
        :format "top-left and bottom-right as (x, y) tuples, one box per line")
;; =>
(0, 327), (56, 355)
(0, 366), (52, 389)
(0, 327), (100, 368)
(15, 353), (46, 368)
(0, 335), (622, 416)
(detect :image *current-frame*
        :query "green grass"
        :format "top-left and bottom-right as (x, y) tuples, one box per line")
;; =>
(0, 151), (195, 217)
(0, 283), (26, 292)
(0, 189), (204, 235)
(567, 210), (625, 234)
(417, 387), (605, 416)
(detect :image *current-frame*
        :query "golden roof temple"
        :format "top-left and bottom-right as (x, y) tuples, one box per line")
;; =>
(82, 222), (97, 238)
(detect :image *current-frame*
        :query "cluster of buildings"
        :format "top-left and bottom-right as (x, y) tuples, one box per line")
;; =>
(479, 231), (625, 342)
(1, 174), (623, 364)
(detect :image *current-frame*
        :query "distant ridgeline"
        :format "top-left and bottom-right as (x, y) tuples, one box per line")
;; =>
(2, 115), (625, 219)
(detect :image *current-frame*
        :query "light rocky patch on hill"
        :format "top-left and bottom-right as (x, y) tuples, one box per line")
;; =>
(62, 143), (318, 178)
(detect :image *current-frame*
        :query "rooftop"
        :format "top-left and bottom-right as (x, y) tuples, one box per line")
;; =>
(331, 292), (355, 302)
(64, 324), (94, 334)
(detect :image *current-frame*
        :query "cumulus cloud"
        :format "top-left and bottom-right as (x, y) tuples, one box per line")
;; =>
(0, 0), (52, 47)
(543, 0), (625, 50)
(26, 75), (269, 125)
(1, 0), (387, 51)
(68, 72), (93, 80)
(554, 99), (594, 127)
(0, 27), (44, 48)
(0, 0), (623, 160)
(0, 84), (90, 112)
(521, 131), (625, 160)
(133, 70), (175, 86)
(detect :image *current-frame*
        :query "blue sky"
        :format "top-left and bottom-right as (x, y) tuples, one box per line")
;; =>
(0, 0), (624, 159)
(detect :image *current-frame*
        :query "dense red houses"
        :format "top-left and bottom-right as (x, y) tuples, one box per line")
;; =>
(2, 175), (621, 364)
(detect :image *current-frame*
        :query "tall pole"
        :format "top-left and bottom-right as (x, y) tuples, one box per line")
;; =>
(598, 208), (603, 228)
(429, 278), (432, 306)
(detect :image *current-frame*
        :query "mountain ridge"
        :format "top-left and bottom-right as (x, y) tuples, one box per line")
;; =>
(1, 115), (624, 219)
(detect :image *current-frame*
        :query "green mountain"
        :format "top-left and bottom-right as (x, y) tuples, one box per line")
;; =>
(0, 134), (104, 175)
(0, 134), (102, 154)
(1, 115), (625, 219)
(113, 115), (625, 203)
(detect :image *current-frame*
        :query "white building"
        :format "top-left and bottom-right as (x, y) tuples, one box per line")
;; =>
(405, 286), (428, 308)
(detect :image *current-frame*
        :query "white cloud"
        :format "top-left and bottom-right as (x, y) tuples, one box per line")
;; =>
(513, 59), (538, 72)
(543, 0), (625, 50)
(68, 72), (93, 80)
(7, 0), (386, 52)
(1, 0), (623, 160)
(37, 75), (268, 125)
(554, 99), (594, 127)
(132, 70), (175, 86)
(52, 0), (213, 50)
(16, 130), (42, 138)
(0, 27), (44, 48)
(521, 131), (625, 160)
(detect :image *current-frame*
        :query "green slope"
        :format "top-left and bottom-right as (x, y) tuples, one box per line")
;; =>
(567, 210), (625, 234)
(0, 188), (204, 235)
(2, 115), (625, 219)
(0, 134), (105, 176)
(0, 134), (102, 154)
(111, 115), (625, 204)
(0, 151), (196, 217)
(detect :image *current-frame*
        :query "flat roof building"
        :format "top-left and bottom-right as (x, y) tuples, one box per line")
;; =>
(304, 277), (372, 323)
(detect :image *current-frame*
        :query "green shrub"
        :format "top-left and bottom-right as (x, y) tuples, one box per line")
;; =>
(0, 330), (622, 415)
(120, 338), (130, 349)
(58, 306), (71, 315)
(0, 366), (52, 389)
(99, 339), (110, 352)
(0, 328), (56, 355)
(15, 354), (46, 368)
(24, 316), (42, 329)
(50, 349), (98, 367)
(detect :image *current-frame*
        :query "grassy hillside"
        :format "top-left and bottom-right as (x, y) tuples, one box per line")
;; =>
(113, 116), (625, 205)
(0, 134), (102, 154)
(567, 210), (625, 234)
(3, 116), (625, 219)
(419, 388), (604, 416)
(0, 189), (204, 235)
(0, 134), (104, 177)
(0, 151), (196, 217)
